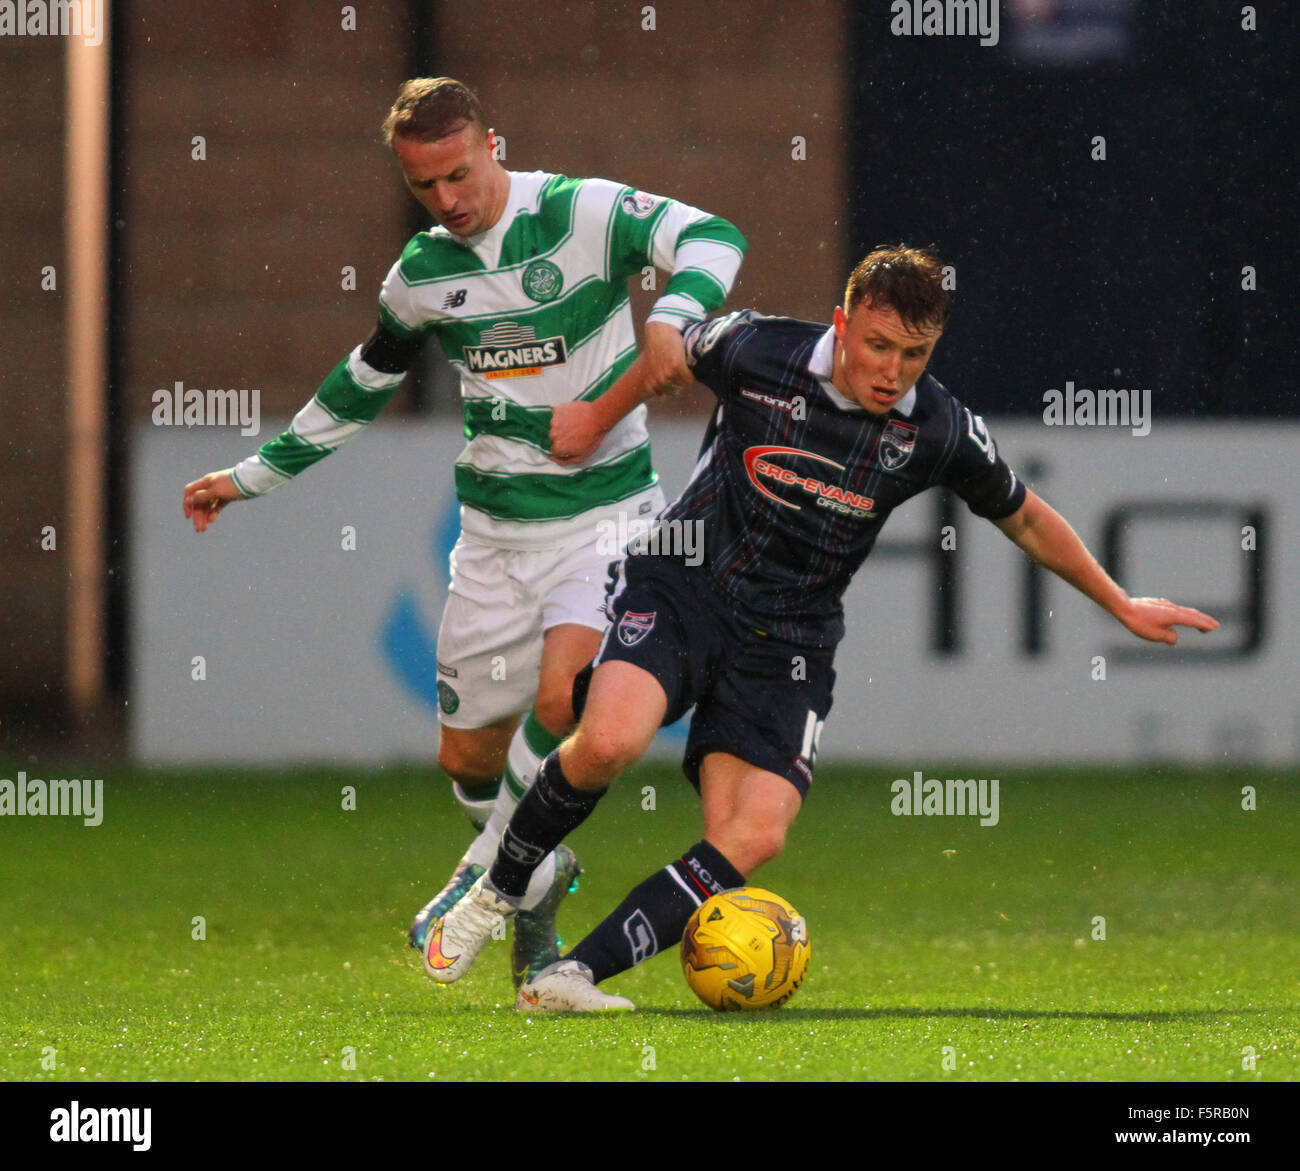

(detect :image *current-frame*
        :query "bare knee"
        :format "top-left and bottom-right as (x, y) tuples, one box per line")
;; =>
(557, 659), (665, 789)
(562, 726), (643, 788)
(532, 677), (577, 740)
(709, 820), (788, 876)
(535, 622), (603, 737)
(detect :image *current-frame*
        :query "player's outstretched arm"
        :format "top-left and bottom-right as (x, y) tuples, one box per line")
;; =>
(180, 320), (418, 532)
(548, 322), (691, 466)
(993, 490), (1219, 645)
(182, 469), (244, 533)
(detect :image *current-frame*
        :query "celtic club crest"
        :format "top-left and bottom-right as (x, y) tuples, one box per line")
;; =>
(437, 681), (460, 714)
(522, 259), (563, 303)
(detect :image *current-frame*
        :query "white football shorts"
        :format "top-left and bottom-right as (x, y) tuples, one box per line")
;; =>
(434, 489), (664, 728)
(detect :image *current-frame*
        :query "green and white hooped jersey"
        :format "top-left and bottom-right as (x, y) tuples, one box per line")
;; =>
(231, 171), (746, 546)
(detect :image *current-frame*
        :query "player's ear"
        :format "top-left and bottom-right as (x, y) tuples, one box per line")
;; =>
(833, 305), (847, 338)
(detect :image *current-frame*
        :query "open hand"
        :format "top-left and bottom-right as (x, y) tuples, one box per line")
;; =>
(1119, 597), (1219, 644)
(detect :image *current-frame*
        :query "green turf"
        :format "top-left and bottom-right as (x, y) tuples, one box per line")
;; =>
(0, 762), (1295, 1082)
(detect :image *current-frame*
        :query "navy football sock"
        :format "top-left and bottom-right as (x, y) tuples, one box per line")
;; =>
(568, 840), (746, 984)
(489, 751), (603, 899)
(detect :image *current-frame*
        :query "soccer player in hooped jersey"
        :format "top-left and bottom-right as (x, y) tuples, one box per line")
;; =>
(427, 244), (1220, 1010)
(180, 78), (746, 984)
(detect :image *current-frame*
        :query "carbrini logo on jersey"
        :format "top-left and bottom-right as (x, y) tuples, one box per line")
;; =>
(464, 321), (568, 380)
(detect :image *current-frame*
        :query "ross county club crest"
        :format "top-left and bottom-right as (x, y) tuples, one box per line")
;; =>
(878, 419), (918, 471)
(617, 611), (657, 647)
(522, 259), (563, 303)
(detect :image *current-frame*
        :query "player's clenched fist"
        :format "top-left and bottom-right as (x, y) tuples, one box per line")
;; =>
(182, 469), (242, 532)
(549, 401), (609, 466)
(547, 323), (697, 466)
(639, 321), (692, 397)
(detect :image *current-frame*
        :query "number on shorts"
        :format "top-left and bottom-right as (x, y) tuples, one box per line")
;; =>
(601, 560), (622, 619)
(800, 710), (825, 763)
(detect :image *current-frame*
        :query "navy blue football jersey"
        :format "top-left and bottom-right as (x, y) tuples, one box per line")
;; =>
(656, 310), (1026, 646)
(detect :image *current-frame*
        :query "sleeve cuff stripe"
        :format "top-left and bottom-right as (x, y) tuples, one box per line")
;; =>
(655, 292), (708, 315)
(648, 307), (702, 323)
(233, 458), (291, 493)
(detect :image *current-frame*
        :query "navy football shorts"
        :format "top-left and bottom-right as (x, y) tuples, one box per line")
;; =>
(585, 553), (835, 797)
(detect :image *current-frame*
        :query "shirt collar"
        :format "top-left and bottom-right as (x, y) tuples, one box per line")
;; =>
(808, 325), (918, 417)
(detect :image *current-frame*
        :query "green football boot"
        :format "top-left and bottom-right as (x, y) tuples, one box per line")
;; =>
(510, 846), (582, 989)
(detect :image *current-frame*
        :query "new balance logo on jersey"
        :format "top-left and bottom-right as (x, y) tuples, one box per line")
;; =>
(442, 288), (468, 309)
(743, 445), (876, 518)
(464, 321), (568, 379)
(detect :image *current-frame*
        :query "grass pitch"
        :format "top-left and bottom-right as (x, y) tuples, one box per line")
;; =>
(0, 762), (1295, 1082)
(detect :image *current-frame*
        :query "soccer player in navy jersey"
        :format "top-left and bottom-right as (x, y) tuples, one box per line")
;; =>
(426, 244), (1219, 1010)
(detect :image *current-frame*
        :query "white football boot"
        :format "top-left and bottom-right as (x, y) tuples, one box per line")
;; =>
(515, 959), (636, 1012)
(423, 875), (517, 983)
(409, 858), (486, 956)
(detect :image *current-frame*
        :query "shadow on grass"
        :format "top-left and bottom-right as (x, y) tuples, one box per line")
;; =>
(633, 1005), (1271, 1022)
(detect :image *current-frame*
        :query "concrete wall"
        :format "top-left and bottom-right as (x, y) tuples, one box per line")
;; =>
(0, 33), (66, 704)
(0, 0), (846, 740)
(437, 0), (847, 336)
